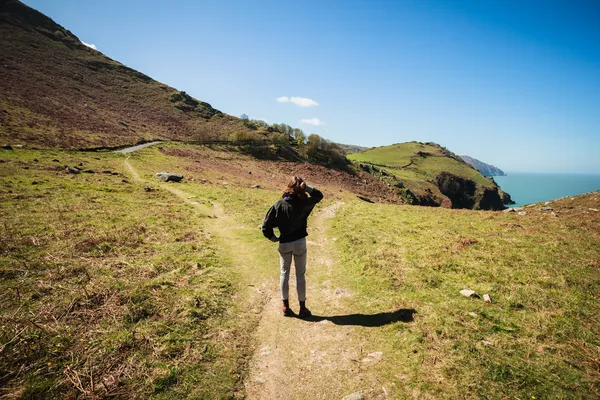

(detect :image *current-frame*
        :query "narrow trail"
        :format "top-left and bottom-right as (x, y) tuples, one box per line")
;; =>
(244, 201), (386, 400)
(123, 154), (387, 399)
(115, 141), (163, 153)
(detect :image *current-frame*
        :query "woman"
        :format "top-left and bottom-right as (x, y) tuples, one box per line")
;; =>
(261, 176), (323, 317)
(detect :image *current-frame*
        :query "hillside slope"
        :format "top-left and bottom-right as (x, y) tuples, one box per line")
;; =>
(348, 141), (512, 210)
(0, 0), (262, 148)
(460, 155), (506, 176)
(2, 144), (598, 398)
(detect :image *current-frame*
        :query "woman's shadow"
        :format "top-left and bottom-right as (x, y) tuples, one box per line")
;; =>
(293, 308), (417, 327)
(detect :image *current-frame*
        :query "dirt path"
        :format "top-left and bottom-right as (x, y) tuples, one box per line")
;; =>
(244, 201), (388, 400)
(122, 157), (389, 399)
(115, 141), (163, 153)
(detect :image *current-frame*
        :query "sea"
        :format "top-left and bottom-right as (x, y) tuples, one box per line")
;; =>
(493, 172), (600, 208)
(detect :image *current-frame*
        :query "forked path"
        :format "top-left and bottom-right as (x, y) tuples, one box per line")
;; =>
(245, 201), (385, 400)
(123, 156), (387, 399)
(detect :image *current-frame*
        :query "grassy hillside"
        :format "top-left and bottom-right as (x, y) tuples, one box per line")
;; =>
(0, 142), (394, 398)
(331, 193), (600, 398)
(348, 141), (511, 209)
(2, 144), (598, 398)
(0, 0), (267, 148)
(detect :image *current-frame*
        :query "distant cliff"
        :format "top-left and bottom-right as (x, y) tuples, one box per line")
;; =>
(460, 156), (506, 177)
(348, 142), (513, 210)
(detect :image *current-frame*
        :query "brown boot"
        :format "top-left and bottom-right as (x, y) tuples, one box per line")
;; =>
(299, 301), (311, 318)
(282, 299), (292, 316)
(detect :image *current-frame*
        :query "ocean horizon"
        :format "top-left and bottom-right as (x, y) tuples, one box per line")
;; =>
(494, 172), (600, 208)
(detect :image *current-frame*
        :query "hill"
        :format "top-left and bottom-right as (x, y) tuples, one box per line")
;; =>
(334, 142), (369, 155)
(0, 0), (268, 148)
(460, 155), (506, 176)
(348, 141), (513, 210)
(1, 144), (599, 398)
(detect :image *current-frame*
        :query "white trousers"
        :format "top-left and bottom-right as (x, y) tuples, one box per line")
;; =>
(278, 238), (307, 302)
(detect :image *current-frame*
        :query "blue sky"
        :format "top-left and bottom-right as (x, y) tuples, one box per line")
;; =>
(24, 0), (600, 172)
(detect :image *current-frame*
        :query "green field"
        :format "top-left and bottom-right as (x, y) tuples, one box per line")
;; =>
(331, 199), (600, 398)
(0, 146), (280, 398)
(348, 142), (500, 207)
(1, 145), (598, 399)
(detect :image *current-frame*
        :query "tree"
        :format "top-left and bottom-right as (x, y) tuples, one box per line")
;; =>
(252, 119), (268, 127)
(292, 128), (304, 140)
(240, 113), (249, 120)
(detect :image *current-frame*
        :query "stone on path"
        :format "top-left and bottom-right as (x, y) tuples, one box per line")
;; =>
(156, 172), (184, 182)
(342, 392), (364, 400)
(483, 293), (492, 303)
(361, 351), (383, 364)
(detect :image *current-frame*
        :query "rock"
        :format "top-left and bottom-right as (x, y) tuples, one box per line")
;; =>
(251, 184), (260, 189)
(83, 169), (95, 174)
(248, 171), (252, 174)
(66, 166), (80, 174)
(342, 392), (364, 400)
(1, 145), (12, 150)
(361, 351), (383, 364)
(468, 312), (478, 317)
(539, 206), (553, 211)
(589, 208), (599, 212)
(483, 294), (492, 303)
(460, 289), (479, 298)
(481, 340), (494, 346)
(502, 208), (515, 213)
(517, 211), (527, 216)
(254, 377), (266, 384)
(156, 172), (184, 182)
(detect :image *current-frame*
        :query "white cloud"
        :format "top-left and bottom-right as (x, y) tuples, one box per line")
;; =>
(300, 118), (324, 126)
(276, 96), (319, 107)
(82, 41), (97, 50)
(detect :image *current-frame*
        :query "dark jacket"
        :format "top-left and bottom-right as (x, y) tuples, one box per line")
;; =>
(261, 186), (324, 243)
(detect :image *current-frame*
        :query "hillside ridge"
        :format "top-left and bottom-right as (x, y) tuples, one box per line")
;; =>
(349, 141), (512, 210)
(460, 155), (506, 177)
(0, 0), (264, 148)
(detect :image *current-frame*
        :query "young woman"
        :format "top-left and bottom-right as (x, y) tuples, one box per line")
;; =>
(261, 176), (323, 317)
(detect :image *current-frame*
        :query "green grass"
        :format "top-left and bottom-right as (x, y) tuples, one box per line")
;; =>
(330, 199), (600, 398)
(348, 142), (498, 206)
(3, 144), (598, 399)
(0, 147), (272, 399)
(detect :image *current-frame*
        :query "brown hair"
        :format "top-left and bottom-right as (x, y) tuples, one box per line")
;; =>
(283, 176), (307, 200)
